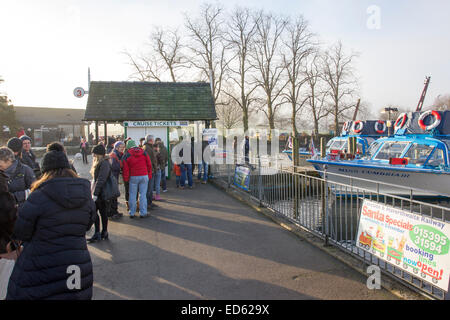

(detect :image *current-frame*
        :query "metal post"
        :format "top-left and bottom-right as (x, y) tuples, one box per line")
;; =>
(95, 121), (99, 145)
(323, 165), (329, 246)
(258, 156), (263, 207)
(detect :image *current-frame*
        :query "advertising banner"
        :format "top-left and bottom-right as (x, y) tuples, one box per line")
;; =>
(356, 199), (450, 291)
(233, 165), (251, 191)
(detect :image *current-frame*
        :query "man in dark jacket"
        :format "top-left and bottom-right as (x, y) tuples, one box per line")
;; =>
(6, 150), (96, 300)
(0, 147), (18, 255)
(155, 138), (168, 192)
(19, 135), (41, 178)
(143, 135), (158, 209)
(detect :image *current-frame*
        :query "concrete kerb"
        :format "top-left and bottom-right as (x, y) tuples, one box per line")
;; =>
(210, 178), (429, 301)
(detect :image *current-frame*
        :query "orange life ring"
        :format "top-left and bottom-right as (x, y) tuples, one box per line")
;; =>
(374, 120), (386, 134)
(418, 110), (441, 131)
(394, 113), (408, 131)
(352, 121), (364, 133)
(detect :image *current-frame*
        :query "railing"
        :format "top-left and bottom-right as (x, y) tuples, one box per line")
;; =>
(210, 153), (450, 300)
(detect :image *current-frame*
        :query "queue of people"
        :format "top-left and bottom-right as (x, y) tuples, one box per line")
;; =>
(0, 140), (95, 300)
(0, 133), (208, 299)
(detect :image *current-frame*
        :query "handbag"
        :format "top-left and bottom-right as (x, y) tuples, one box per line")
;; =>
(0, 258), (15, 300)
(100, 167), (120, 201)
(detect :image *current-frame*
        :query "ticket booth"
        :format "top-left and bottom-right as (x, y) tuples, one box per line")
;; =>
(83, 81), (217, 179)
(124, 121), (191, 177)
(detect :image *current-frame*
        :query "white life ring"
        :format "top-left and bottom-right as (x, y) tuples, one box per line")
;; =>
(342, 121), (351, 134)
(374, 120), (386, 134)
(418, 110), (441, 131)
(394, 113), (408, 131)
(352, 121), (364, 133)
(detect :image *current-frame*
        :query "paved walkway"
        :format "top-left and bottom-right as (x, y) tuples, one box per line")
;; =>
(71, 157), (398, 300)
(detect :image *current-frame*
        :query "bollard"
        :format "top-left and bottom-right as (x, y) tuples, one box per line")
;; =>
(320, 137), (326, 158)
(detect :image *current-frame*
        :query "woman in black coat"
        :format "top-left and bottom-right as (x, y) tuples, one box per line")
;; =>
(6, 150), (96, 300)
(88, 144), (112, 243)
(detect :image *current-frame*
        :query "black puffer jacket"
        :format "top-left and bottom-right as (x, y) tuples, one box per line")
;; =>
(6, 177), (96, 300)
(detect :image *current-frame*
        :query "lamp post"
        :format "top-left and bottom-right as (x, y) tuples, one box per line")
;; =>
(382, 107), (398, 136)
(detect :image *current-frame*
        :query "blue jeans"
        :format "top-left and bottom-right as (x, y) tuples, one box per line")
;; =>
(175, 175), (181, 187)
(180, 163), (193, 187)
(197, 161), (208, 182)
(129, 175), (149, 216)
(153, 169), (161, 195)
(161, 168), (167, 191)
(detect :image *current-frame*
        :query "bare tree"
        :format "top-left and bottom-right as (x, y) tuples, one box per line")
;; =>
(123, 27), (187, 82)
(151, 27), (188, 82)
(123, 50), (164, 81)
(431, 94), (450, 111)
(305, 53), (330, 136)
(184, 3), (230, 106)
(321, 41), (359, 134)
(281, 15), (315, 137)
(216, 96), (243, 130)
(250, 11), (288, 135)
(223, 6), (259, 133)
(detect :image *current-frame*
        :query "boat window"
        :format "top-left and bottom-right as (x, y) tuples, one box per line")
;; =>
(426, 148), (446, 167)
(403, 144), (434, 166)
(365, 141), (381, 159)
(374, 141), (409, 160)
(356, 142), (363, 154)
(326, 139), (347, 152)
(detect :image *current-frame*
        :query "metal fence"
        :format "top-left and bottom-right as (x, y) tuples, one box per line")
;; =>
(211, 154), (450, 300)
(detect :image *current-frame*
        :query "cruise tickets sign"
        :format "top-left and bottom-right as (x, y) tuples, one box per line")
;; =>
(356, 199), (450, 291)
(124, 121), (189, 127)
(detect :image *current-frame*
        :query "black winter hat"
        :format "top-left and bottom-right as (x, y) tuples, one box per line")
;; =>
(92, 144), (106, 156)
(7, 138), (23, 153)
(40, 150), (71, 174)
(19, 135), (32, 142)
(46, 141), (65, 152)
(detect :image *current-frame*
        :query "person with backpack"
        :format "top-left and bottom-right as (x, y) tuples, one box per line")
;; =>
(6, 148), (96, 300)
(0, 147), (18, 255)
(88, 144), (113, 243)
(4, 139), (36, 208)
(122, 140), (152, 218)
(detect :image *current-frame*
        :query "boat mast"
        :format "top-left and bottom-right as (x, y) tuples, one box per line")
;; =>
(416, 76), (431, 112)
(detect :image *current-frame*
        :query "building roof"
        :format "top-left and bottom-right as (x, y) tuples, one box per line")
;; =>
(14, 106), (86, 126)
(83, 81), (217, 122)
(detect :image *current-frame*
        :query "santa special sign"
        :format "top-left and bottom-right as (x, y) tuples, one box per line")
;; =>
(356, 199), (450, 291)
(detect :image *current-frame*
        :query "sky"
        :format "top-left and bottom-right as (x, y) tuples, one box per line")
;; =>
(0, 0), (449, 117)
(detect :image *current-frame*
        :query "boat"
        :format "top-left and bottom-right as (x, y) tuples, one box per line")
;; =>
(308, 110), (450, 198)
(283, 119), (389, 161)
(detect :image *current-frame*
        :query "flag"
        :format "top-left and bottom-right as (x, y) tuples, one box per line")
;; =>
(287, 136), (293, 149)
